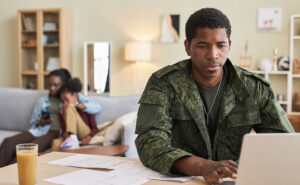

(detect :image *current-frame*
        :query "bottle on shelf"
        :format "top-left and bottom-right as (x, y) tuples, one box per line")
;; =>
(273, 48), (278, 71)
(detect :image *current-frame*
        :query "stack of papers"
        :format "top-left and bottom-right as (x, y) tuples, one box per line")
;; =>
(45, 154), (193, 185)
(45, 169), (149, 185)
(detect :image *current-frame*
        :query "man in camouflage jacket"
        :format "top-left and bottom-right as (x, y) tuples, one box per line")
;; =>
(135, 8), (294, 184)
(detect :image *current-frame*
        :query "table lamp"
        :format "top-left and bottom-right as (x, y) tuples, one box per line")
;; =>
(124, 41), (152, 94)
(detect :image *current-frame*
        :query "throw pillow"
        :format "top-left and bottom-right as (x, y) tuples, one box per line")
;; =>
(103, 111), (137, 146)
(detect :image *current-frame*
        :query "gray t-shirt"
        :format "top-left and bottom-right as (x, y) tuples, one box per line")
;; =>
(197, 65), (228, 144)
(47, 96), (61, 131)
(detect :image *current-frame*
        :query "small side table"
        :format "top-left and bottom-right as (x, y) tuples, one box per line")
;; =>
(60, 145), (128, 156)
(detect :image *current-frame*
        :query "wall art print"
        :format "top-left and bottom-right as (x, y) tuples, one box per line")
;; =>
(160, 14), (180, 43)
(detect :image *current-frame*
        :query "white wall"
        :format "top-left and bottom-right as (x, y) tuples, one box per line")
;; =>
(0, 0), (299, 96)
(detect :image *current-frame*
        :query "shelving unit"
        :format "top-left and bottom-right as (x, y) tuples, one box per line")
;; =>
(251, 70), (289, 111)
(17, 8), (72, 90)
(289, 15), (300, 114)
(249, 15), (300, 114)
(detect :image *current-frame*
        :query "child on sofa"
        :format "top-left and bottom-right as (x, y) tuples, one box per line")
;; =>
(51, 78), (99, 150)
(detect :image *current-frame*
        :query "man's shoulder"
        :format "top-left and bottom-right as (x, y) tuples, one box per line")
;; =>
(152, 59), (189, 79)
(233, 65), (270, 87)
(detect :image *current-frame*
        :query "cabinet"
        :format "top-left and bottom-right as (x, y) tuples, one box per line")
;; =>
(289, 15), (300, 114)
(17, 8), (72, 90)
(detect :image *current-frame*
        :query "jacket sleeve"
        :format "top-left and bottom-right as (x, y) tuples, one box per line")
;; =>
(135, 75), (192, 175)
(77, 93), (102, 114)
(255, 84), (294, 133)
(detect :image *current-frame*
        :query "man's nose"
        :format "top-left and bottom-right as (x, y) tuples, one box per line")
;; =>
(207, 46), (219, 59)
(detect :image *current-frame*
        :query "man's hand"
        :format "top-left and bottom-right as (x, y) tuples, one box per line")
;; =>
(201, 159), (238, 184)
(80, 135), (91, 145)
(36, 115), (52, 127)
(172, 156), (238, 184)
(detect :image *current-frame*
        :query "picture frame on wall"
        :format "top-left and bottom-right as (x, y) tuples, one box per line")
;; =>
(257, 8), (282, 32)
(160, 14), (180, 43)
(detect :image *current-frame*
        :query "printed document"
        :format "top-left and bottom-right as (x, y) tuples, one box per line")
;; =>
(45, 169), (149, 185)
(48, 154), (193, 182)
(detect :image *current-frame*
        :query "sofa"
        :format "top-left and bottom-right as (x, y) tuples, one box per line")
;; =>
(0, 87), (140, 157)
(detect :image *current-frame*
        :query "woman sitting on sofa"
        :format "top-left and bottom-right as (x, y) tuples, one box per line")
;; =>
(51, 78), (98, 150)
(0, 69), (101, 167)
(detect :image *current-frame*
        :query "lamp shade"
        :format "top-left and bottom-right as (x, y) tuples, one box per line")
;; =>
(125, 41), (152, 62)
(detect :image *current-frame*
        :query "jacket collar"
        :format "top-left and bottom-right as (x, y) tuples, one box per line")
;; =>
(170, 59), (250, 102)
(228, 61), (250, 102)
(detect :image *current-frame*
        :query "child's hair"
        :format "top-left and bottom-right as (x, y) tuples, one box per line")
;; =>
(60, 78), (82, 95)
(49, 68), (72, 84)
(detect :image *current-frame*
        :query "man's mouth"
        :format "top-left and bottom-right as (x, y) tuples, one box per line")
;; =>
(205, 65), (220, 71)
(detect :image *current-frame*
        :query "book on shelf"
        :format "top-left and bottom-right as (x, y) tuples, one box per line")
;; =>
(22, 15), (35, 31)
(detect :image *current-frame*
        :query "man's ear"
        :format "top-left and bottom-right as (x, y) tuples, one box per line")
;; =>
(229, 40), (231, 51)
(184, 39), (191, 56)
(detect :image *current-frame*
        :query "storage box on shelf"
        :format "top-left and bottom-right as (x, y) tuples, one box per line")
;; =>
(17, 8), (72, 90)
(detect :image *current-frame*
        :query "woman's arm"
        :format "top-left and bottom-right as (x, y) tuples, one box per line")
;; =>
(77, 93), (101, 114)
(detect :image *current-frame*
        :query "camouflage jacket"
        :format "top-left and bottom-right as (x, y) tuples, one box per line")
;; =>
(135, 59), (294, 175)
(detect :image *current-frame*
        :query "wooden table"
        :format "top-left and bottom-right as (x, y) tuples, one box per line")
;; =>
(60, 145), (128, 156)
(0, 152), (208, 185)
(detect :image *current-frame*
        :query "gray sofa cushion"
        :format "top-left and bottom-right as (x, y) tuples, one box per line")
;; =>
(0, 87), (47, 131)
(89, 95), (140, 124)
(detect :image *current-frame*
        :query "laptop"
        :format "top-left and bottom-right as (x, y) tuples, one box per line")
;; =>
(234, 133), (300, 185)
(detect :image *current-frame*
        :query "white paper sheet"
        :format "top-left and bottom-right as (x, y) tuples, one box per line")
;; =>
(48, 154), (193, 182)
(111, 161), (192, 182)
(44, 169), (149, 185)
(48, 154), (135, 169)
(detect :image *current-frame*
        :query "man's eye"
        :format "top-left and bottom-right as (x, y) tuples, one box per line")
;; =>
(218, 45), (226, 48)
(197, 45), (207, 49)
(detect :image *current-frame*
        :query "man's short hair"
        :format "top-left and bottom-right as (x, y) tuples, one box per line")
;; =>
(185, 8), (231, 44)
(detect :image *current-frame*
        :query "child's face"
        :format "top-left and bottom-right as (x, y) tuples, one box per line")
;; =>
(61, 92), (78, 105)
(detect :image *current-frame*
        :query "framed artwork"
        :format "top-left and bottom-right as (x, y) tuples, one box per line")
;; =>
(160, 14), (180, 43)
(257, 8), (282, 32)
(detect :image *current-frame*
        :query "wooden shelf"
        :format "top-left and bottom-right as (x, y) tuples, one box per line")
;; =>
(292, 15), (300, 18)
(44, 44), (59, 48)
(22, 30), (36, 33)
(278, 101), (288, 105)
(22, 45), (36, 48)
(290, 112), (300, 115)
(293, 74), (300, 78)
(250, 70), (289, 75)
(293, 36), (300, 39)
(22, 70), (38, 75)
(44, 30), (59, 33)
